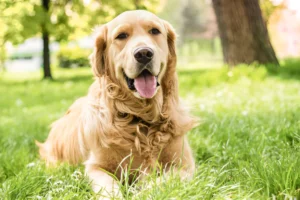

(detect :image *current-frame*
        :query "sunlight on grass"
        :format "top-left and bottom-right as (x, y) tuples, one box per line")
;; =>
(0, 62), (299, 199)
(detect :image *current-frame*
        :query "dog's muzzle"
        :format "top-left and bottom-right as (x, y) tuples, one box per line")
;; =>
(124, 69), (160, 99)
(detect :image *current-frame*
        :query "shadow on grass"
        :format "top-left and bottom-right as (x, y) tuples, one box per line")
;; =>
(178, 68), (211, 79)
(178, 58), (300, 88)
(178, 68), (229, 86)
(266, 58), (300, 81)
(1, 72), (93, 87)
(52, 74), (93, 83)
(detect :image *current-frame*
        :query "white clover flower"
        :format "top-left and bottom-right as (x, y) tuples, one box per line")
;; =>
(46, 193), (53, 200)
(53, 180), (63, 186)
(242, 110), (248, 116)
(66, 185), (76, 189)
(199, 104), (206, 110)
(16, 99), (23, 106)
(71, 170), (83, 180)
(26, 162), (35, 168)
(216, 91), (223, 97)
(46, 176), (53, 183)
(54, 188), (64, 193)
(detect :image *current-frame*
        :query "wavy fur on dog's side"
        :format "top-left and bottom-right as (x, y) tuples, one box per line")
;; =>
(37, 11), (197, 197)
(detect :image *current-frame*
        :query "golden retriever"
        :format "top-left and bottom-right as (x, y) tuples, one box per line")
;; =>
(37, 10), (196, 199)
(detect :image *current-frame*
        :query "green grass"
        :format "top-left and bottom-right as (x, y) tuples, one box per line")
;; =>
(0, 62), (299, 199)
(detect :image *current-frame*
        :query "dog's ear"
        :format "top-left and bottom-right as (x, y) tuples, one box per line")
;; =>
(161, 20), (178, 101)
(162, 20), (177, 60)
(161, 21), (197, 135)
(90, 25), (107, 77)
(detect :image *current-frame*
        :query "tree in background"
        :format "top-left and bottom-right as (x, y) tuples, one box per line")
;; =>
(159, 0), (218, 54)
(180, 0), (203, 43)
(158, 0), (181, 30)
(42, 0), (51, 78)
(0, 0), (158, 79)
(0, 0), (98, 78)
(0, 0), (32, 72)
(212, 0), (279, 66)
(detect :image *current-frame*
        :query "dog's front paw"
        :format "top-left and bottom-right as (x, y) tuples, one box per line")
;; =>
(95, 184), (124, 200)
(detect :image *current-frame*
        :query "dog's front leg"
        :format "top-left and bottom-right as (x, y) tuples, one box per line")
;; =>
(159, 135), (195, 180)
(136, 136), (194, 194)
(85, 157), (122, 200)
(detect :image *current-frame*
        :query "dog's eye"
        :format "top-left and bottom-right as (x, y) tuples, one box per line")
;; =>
(116, 33), (128, 40)
(149, 28), (161, 35)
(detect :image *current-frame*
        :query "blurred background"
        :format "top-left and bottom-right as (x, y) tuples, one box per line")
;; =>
(1, 1), (300, 199)
(1, 0), (299, 77)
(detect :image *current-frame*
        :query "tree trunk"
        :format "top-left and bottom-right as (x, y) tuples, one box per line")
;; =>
(212, 0), (279, 66)
(42, 0), (52, 79)
(0, 43), (6, 73)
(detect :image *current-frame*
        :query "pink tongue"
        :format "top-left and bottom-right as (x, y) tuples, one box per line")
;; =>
(134, 72), (156, 98)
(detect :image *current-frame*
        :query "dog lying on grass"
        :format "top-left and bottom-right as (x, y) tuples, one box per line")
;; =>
(36, 10), (196, 199)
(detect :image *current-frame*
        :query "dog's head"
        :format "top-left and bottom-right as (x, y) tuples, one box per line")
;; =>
(90, 10), (177, 99)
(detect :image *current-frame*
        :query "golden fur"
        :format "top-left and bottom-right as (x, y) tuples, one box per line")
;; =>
(37, 10), (197, 199)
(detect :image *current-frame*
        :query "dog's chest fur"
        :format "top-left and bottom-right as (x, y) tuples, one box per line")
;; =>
(91, 79), (176, 158)
(92, 114), (176, 178)
(86, 79), (183, 172)
(113, 114), (174, 161)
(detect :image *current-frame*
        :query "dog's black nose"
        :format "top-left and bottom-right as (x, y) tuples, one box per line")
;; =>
(134, 47), (153, 65)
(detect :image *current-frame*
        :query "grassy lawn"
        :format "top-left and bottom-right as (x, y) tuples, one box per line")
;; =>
(0, 61), (299, 199)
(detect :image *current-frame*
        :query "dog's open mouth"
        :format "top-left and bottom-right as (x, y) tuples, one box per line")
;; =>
(125, 69), (160, 98)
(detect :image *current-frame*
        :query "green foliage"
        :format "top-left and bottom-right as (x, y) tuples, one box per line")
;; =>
(0, 0), (159, 78)
(260, 0), (282, 22)
(0, 0), (160, 73)
(0, 0), (160, 45)
(0, 0), (35, 45)
(0, 60), (300, 199)
(57, 46), (92, 68)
